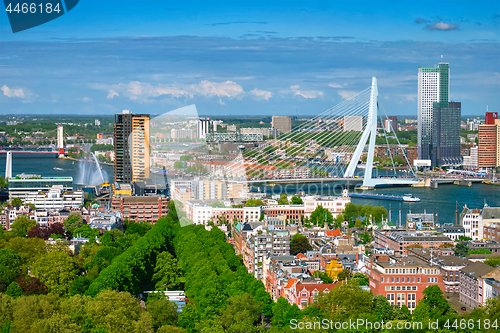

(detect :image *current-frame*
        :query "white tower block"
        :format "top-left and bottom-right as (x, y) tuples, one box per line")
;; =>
(5, 151), (12, 179)
(57, 125), (64, 157)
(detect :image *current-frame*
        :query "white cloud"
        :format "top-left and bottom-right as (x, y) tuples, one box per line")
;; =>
(107, 90), (119, 99)
(282, 85), (323, 99)
(249, 88), (274, 100)
(1, 85), (25, 98)
(338, 90), (357, 99)
(82, 97), (91, 102)
(404, 94), (417, 101)
(96, 80), (245, 102)
(425, 22), (459, 31)
(328, 83), (342, 88)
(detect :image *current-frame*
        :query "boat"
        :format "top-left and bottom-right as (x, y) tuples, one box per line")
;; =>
(53, 167), (63, 171)
(402, 194), (421, 202)
(483, 180), (500, 186)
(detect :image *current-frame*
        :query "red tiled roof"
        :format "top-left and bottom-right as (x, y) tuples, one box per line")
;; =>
(285, 278), (298, 289)
(326, 229), (342, 237)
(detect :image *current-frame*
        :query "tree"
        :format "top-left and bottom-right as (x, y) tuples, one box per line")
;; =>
(152, 252), (185, 291)
(393, 305), (412, 321)
(221, 293), (261, 333)
(125, 221), (151, 236)
(0, 249), (22, 292)
(63, 213), (84, 235)
(316, 280), (372, 320)
(290, 233), (312, 255)
(10, 215), (36, 237)
(277, 193), (288, 205)
(290, 196), (303, 205)
(454, 242), (469, 257)
(210, 201), (226, 208)
(372, 295), (394, 322)
(271, 297), (302, 328)
(158, 325), (188, 333)
(49, 222), (66, 238)
(352, 272), (369, 286)
(174, 161), (183, 170)
(331, 214), (343, 229)
(413, 285), (455, 320)
(359, 232), (372, 244)
(30, 250), (79, 295)
(337, 269), (353, 281)
(458, 235), (472, 241)
(309, 205), (334, 227)
(312, 270), (333, 284)
(5, 281), (24, 298)
(147, 294), (178, 329)
(87, 290), (143, 333)
(27, 225), (52, 240)
(10, 197), (22, 207)
(16, 276), (48, 295)
(245, 199), (264, 207)
(72, 224), (100, 239)
(70, 276), (91, 295)
(484, 256), (500, 268)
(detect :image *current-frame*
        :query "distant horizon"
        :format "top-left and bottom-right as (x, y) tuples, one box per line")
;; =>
(1, 1), (498, 117)
(0, 113), (491, 119)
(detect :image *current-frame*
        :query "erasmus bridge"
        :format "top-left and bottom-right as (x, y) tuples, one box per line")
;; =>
(223, 78), (419, 189)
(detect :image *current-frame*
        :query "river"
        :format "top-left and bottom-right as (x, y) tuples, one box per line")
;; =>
(1, 153), (499, 224)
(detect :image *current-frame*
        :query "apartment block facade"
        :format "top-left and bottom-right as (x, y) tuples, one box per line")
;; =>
(111, 196), (169, 223)
(115, 110), (150, 183)
(367, 255), (444, 311)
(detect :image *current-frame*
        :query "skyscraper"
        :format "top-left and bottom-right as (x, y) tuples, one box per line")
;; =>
(115, 110), (150, 183)
(431, 102), (462, 166)
(418, 63), (449, 162)
(418, 63), (460, 166)
(478, 112), (500, 168)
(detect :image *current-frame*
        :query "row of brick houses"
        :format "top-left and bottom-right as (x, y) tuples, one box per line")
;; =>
(459, 261), (500, 308)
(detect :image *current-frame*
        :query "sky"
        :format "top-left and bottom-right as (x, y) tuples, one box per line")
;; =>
(0, 0), (499, 117)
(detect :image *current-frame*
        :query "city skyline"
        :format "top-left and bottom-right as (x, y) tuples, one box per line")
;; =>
(1, 1), (499, 117)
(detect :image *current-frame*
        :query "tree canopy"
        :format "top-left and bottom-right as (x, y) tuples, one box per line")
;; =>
(277, 194), (288, 205)
(290, 233), (312, 255)
(10, 216), (36, 238)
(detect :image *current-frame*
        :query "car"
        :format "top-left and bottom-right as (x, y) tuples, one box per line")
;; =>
(460, 307), (466, 311)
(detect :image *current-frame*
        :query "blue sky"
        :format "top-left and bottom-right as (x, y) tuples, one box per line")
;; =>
(1, 0), (499, 116)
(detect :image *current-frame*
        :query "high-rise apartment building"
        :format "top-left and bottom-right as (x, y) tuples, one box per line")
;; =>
(271, 116), (292, 134)
(115, 110), (150, 183)
(197, 118), (212, 139)
(418, 63), (449, 162)
(418, 63), (461, 167)
(431, 101), (461, 166)
(478, 112), (500, 168)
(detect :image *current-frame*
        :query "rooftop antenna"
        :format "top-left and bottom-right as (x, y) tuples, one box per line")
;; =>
(440, 55), (443, 62)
